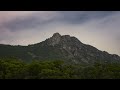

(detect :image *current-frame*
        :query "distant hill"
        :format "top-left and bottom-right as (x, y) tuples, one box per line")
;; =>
(0, 33), (120, 64)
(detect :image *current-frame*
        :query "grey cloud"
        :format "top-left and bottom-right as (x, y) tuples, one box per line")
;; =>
(1, 11), (117, 31)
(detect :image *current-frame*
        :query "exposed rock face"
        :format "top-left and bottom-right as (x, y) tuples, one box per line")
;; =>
(48, 33), (61, 46)
(38, 32), (120, 64)
(0, 32), (120, 64)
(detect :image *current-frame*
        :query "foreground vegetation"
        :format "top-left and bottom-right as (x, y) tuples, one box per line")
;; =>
(0, 58), (120, 79)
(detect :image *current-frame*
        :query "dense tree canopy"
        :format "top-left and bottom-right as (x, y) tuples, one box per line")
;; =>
(0, 58), (120, 79)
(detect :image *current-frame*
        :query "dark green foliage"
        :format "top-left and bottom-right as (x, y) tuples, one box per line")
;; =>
(0, 58), (27, 79)
(0, 44), (72, 63)
(1, 58), (120, 79)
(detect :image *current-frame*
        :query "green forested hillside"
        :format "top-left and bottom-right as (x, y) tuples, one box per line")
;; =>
(1, 58), (120, 79)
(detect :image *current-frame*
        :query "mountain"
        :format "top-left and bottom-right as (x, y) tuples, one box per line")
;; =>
(0, 32), (120, 64)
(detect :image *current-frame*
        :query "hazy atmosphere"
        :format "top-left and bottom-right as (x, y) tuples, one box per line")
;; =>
(0, 11), (120, 55)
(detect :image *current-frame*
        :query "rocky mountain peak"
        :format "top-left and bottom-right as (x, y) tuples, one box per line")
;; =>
(0, 33), (120, 64)
(52, 32), (61, 38)
(47, 32), (61, 46)
(46, 33), (82, 47)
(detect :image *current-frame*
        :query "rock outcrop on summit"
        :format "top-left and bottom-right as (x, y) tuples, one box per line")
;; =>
(0, 33), (120, 64)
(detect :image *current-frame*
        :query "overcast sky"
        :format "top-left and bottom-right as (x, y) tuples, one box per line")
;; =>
(0, 11), (120, 55)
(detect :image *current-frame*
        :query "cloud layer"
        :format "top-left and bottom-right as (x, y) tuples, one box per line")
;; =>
(0, 11), (120, 55)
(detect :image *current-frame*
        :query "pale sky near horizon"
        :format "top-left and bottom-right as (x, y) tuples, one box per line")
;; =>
(0, 11), (120, 55)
